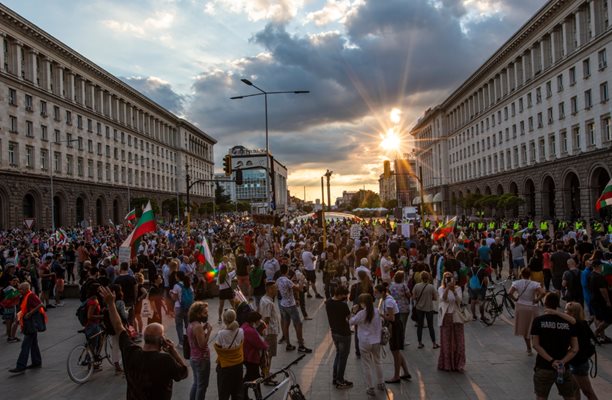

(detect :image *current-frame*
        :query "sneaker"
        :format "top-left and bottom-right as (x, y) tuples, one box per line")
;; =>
(336, 381), (353, 389)
(304, 316), (313, 320)
(341, 380), (353, 386)
(307, 293), (313, 298)
(418, 343), (424, 349)
(297, 345), (312, 353)
(286, 344), (296, 351)
(7, 337), (20, 343)
(315, 294), (324, 299)
(332, 379), (337, 386)
(278, 337), (286, 344)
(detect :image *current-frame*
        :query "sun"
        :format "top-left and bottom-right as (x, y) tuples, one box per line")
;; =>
(380, 128), (401, 151)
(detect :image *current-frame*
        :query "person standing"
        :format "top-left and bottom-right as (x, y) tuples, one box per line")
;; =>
(550, 243), (571, 292)
(187, 301), (212, 400)
(561, 259), (583, 305)
(412, 271), (439, 349)
(9, 282), (46, 373)
(114, 262), (138, 327)
(302, 245), (323, 299)
(214, 309), (244, 400)
(530, 292), (578, 400)
(349, 293), (384, 397)
(437, 272), (466, 372)
(235, 248), (251, 298)
(564, 302), (599, 400)
(262, 251), (280, 283)
(241, 311), (268, 399)
(276, 264), (312, 353)
(589, 260), (612, 343)
(509, 268), (545, 355)
(325, 285), (353, 389)
(259, 281), (280, 383)
(171, 271), (194, 347)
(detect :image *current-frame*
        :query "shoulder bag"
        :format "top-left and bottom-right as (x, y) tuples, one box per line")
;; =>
(411, 284), (428, 322)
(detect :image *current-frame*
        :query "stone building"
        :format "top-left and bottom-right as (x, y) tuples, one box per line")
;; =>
(0, 5), (216, 229)
(411, 0), (612, 220)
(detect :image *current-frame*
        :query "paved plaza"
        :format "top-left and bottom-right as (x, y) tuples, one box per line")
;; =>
(2, 283), (612, 400)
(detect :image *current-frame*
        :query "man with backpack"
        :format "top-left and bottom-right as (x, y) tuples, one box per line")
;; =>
(170, 271), (194, 347)
(467, 257), (489, 322)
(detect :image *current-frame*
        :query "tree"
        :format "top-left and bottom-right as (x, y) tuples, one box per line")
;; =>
(162, 198), (185, 220)
(215, 184), (231, 205)
(383, 199), (398, 209)
(130, 197), (160, 217)
(350, 190), (382, 209)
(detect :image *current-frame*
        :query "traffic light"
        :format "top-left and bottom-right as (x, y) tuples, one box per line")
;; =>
(235, 169), (243, 185)
(222, 155), (232, 176)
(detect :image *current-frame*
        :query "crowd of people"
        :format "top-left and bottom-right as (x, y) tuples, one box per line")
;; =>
(0, 212), (611, 399)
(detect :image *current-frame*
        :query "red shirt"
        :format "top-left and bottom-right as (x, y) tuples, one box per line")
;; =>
(86, 298), (100, 326)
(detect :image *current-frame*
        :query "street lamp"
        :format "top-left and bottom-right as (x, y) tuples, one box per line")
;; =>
(230, 79), (309, 213)
(50, 138), (79, 231)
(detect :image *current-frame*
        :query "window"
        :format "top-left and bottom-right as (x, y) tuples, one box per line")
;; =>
(511, 103), (516, 117)
(8, 88), (16, 105)
(527, 93), (533, 107)
(558, 102), (565, 119)
(87, 119), (93, 132)
(561, 130), (568, 153)
(114, 147), (118, 160)
(537, 112), (543, 128)
(583, 58), (591, 78)
(520, 120), (525, 135)
(77, 157), (84, 177)
(78, 137), (83, 151)
(105, 145), (110, 158)
(9, 116), (17, 133)
(53, 106), (60, 121)
(603, 116), (612, 142)
(601, 82), (609, 103)
(599, 49), (607, 70)
(88, 159), (94, 178)
(25, 94), (33, 111)
(66, 110), (72, 125)
(585, 89), (592, 109)
(41, 149), (48, 171)
(587, 121), (595, 146)
(521, 144), (527, 165)
(547, 107), (553, 124)
(539, 138), (545, 160)
(571, 96), (578, 114)
(557, 74), (563, 92)
(97, 161), (103, 181)
(530, 141), (536, 162)
(519, 98), (524, 112)
(114, 129), (118, 142)
(105, 126), (110, 139)
(528, 117), (534, 131)
(40, 100), (47, 117)
(26, 120), (33, 137)
(54, 152), (61, 173)
(504, 107), (508, 120)
(106, 163), (111, 181)
(573, 126), (581, 150)
(41, 125), (48, 141)
(88, 139), (93, 153)
(546, 81), (552, 98)
(512, 124), (517, 138)
(77, 115), (83, 129)
(25, 146), (33, 168)
(569, 67), (576, 85)
(96, 122), (101, 135)
(67, 155), (73, 175)
(536, 87), (542, 103)
(549, 134), (556, 157)
(8, 142), (17, 166)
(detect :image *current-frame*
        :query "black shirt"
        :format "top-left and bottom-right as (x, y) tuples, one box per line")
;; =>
(589, 271), (610, 308)
(490, 243), (504, 261)
(119, 331), (188, 400)
(115, 274), (138, 305)
(325, 299), (351, 336)
(236, 255), (250, 277)
(550, 251), (570, 278)
(530, 313), (577, 370)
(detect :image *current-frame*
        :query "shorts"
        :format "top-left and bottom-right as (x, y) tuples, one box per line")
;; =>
(512, 259), (525, 269)
(55, 278), (65, 292)
(305, 270), (316, 283)
(388, 318), (404, 351)
(265, 334), (278, 357)
(219, 287), (235, 300)
(592, 304), (612, 324)
(569, 361), (590, 377)
(468, 287), (486, 301)
(237, 275), (250, 289)
(533, 367), (576, 398)
(279, 305), (301, 325)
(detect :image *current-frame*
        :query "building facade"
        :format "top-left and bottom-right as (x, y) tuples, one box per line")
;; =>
(228, 146), (288, 214)
(379, 160), (396, 203)
(411, 0), (612, 220)
(0, 5), (216, 229)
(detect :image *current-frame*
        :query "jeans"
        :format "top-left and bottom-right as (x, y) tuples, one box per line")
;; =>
(175, 307), (189, 345)
(331, 334), (351, 382)
(217, 364), (244, 400)
(415, 309), (436, 344)
(190, 358), (211, 400)
(16, 332), (42, 369)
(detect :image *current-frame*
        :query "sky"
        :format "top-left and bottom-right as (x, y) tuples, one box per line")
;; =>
(3, 0), (548, 202)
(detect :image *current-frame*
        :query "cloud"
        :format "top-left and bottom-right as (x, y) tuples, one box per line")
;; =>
(102, 10), (176, 38)
(203, 0), (304, 23)
(121, 76), (185, 114)
(304, 0), (362, 26)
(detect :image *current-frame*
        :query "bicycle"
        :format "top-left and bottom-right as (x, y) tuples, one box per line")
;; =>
(245, 354), (307, 400)
(67, 328), (114, 383)
(482, 279), (515, 326)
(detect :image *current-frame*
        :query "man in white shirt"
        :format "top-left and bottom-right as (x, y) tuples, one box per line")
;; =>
(356, 258), (372, 280)
(263, 251), (280, 281)
(260, 282), (281, 383)
(301, 245), (323, 299)
(276, 264), (312, 353)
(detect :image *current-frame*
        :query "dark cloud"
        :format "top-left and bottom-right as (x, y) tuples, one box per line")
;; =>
(121, 76), (185, 114)
(183, 0), (546, 170)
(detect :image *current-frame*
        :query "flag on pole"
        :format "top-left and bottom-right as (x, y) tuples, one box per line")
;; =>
(432, 216), (457, 241)
(124, 209), (136, 221)
(595, 179), (612, 212)
(129, 201), (156, 256)
(195, 237), (217, 282)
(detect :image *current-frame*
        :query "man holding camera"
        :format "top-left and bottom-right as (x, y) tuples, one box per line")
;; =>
(99, 286), (188, 400)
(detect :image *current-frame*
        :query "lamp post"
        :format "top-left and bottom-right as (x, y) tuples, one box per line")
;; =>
(50, 138), (79, 231)
(230, 79), (309, 213)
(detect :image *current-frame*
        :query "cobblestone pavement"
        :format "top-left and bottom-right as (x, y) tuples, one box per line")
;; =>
(2, 282), (612, 400)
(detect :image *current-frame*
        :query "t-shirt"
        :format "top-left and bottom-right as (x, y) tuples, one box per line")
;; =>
(263, 258), (280, 281)
(259, 295), (280, 336)
(510, 244), (524, 260)
(490, 243), (504, 260)
(301, 251), (315, 271)
(325, 299), (351, 336)
(381, 294), (399, 316)
(530, 314), (577, 370)
(550, 251), (570, 278)
(115, 274), (138, 305)
(276, 276), (296, 308)
(119, 331), (188, 400)
(379, 257), (393, 282)
(236, 256), (250, 277)
(86, 298), (101, 327)
(511, 279), (541, 306)
(389, 282), (410, 313)
(589, 272), (611, 308)
(477, 245), (491, 263)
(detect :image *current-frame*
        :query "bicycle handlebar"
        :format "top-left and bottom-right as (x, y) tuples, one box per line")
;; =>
(245, 354), (307, 387)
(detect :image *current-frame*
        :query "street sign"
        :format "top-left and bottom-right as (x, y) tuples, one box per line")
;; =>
(24, 218), (35, 229)
(350, 224), (362, 239)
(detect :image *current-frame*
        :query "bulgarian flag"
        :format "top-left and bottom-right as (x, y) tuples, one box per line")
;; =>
(124, 209), (136, 221)
(595, 179), (612, 212)
(195, 237), (217, 282)
(432, 216), (457, 241)
(129, 201), (156, 256)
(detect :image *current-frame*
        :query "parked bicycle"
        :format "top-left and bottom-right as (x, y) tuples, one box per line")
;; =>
(67, 328), (113, 383)
(482, 279), (515, 326)
(245, 354), (307, 400)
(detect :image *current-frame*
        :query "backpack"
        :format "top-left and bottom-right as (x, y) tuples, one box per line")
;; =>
(179, 283), (194, 311)
(76, 301), (88, 326)
(469, 267), (483, 290)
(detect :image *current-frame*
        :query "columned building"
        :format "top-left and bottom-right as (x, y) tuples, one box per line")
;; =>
(411, 0), (612, 220)
(0, 5), (216, 229)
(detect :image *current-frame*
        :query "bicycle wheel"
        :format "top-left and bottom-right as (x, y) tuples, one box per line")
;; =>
(103, 335), (115, 367)
(482, 299), (497, 326)
(503, 296), (515, 319)
(67, 344), (94, 384)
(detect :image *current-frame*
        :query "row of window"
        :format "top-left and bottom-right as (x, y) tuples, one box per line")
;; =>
(450, 117), (612, 183)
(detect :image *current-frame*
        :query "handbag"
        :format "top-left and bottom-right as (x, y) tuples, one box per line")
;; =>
(411, 284), (428, 322)
(454, 304), (472, 324)
(141, 297), (152, 319)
